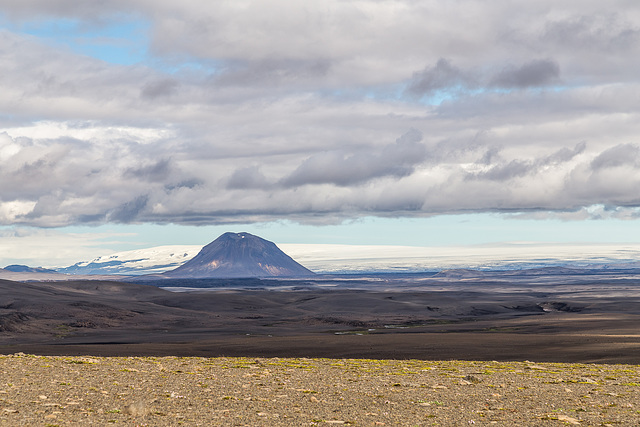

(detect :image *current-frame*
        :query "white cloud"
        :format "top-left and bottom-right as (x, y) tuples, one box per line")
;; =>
(0, 227), (137, 268)
(0, 132), (21, 161)
(0, 200), (37, 222)
(0, 2), (639, 227)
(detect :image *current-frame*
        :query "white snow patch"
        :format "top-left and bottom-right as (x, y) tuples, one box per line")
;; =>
(65, 245), (201, 274)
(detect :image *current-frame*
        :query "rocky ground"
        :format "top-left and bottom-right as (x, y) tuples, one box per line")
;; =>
(1, 354), (639, 426)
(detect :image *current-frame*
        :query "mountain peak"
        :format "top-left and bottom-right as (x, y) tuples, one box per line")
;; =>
(164, 232), (314, 278)
(219, 232), (252, 240)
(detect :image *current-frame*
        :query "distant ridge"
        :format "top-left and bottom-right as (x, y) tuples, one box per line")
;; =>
(433, 266), (594, 279)
(3, 265), (57, 274)
(164, 232), (315, 278)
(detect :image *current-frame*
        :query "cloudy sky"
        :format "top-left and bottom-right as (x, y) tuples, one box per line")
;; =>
(1, 1), (640, 268)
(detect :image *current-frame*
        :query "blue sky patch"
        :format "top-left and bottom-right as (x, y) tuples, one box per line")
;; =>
(4, 15), (150, 66)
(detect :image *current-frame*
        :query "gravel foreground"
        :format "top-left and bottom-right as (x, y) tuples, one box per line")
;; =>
(1, 354), (639, 426)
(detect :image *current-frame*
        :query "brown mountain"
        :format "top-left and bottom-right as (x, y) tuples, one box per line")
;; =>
(163, 232), (314, 278)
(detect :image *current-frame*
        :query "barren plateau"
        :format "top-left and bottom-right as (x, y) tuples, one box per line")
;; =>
(1, 354), (639, 426)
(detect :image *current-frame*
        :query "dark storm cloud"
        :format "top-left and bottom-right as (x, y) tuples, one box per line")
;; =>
(469, 142), (587, 181)
(125, 158), (172, 182)
(542, 13), (640, 51)
(215, 58), (331, 87)
(165, 179), (203, 191)
(490, 59), (560, 89)
(226, 166), (270, 190)
(408, 58), (560, 98)
(547, 141), (587, 164)
(473, 159), (533, 181)
(281, 129), (426, 187)
(590, 144), (640, 170)
(108, 195), (149, 223)
(140, 78), (179, 99)
(406, 59), (472, 97)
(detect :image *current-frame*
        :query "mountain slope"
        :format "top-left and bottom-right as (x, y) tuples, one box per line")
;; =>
(164, 232), (315, 278)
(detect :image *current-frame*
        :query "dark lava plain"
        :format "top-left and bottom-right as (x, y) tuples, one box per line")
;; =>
(2, 269), (640, 363)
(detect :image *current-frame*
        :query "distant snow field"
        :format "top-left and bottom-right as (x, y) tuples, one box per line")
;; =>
(54, 242), (640, 275)
(56, 246), (202, 275)
(280, 243), (640, 273)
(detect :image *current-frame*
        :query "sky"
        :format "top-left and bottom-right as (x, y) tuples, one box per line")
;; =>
(1, 1), (640, 268)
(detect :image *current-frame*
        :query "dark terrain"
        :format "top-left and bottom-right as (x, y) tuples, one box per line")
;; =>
(2, 269), (640, 363)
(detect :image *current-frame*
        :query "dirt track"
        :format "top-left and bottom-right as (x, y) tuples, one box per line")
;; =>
(1, 354), (639, 426)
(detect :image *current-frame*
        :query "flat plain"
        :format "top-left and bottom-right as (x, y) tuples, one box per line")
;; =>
(2, 270), (640, 362)
(1, 269), (640, 425)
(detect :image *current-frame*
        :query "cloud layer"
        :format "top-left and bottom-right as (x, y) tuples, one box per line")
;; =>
(1, 1), (640, 226)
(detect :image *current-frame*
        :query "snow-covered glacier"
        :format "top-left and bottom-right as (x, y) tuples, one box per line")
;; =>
(57, 245), (201, 275)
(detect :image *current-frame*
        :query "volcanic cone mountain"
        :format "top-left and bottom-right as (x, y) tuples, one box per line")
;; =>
(164, 232), (315, 278)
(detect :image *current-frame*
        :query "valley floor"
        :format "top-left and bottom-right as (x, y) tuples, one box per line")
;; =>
(3, 274), (640, 363)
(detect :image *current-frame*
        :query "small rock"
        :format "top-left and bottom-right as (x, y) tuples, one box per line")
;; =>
(556, 414), (580, 425)
(123, 401), (149, 416)
(526, 364), (545, 370)
(464, 375), (481, 384)
(38, 395), (48, 400)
